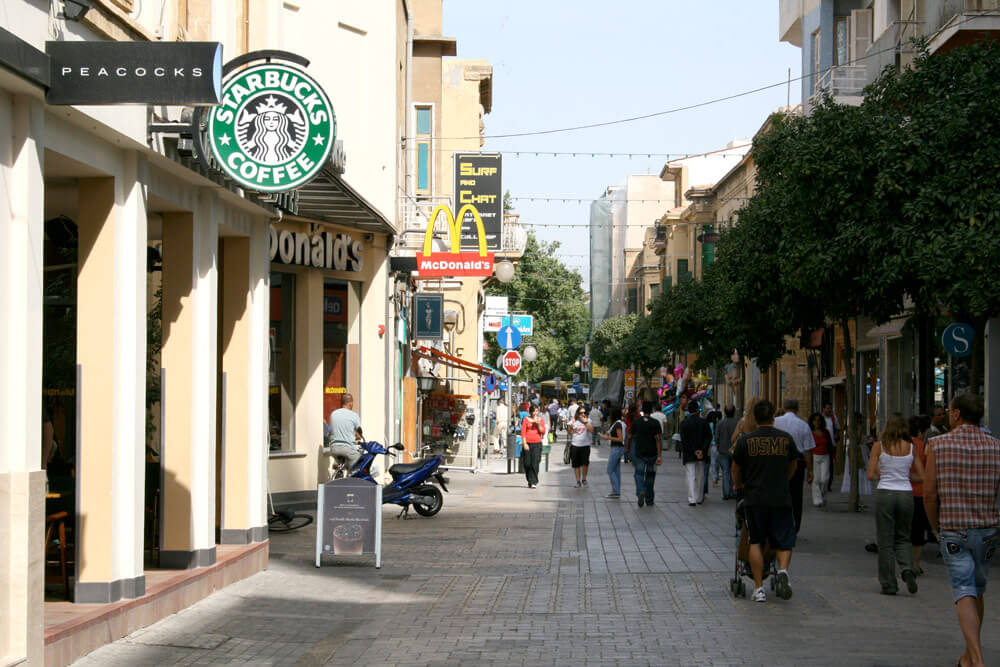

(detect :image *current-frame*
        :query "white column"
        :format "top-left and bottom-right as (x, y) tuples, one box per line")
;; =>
(247, 219), (270, 535)
(160, 189), (218, 568)
(75, 154), (148, 602)
(0, 93), (45, 664)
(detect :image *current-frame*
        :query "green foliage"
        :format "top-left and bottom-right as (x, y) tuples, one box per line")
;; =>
(485, 232), (589, 383)
(590, 313), (637, 370)
(864, 39), (1000, 323)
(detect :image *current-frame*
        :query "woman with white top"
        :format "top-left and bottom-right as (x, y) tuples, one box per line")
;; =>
(568, 406), (594, 487)
(867, 414), (925, 595)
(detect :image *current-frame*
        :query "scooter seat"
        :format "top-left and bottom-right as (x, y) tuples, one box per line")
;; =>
(389, 460), (431, 476)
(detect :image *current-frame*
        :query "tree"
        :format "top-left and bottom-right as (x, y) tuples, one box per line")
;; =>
(590, 314), (636, 371)
(485, 232), (589, 383)
(865, 39), (1000, 394)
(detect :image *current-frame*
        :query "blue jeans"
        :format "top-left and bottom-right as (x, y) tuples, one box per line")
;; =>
(940, 528), (999, 602)
(716, 452), (733, 498)
(633, 455), (657, 502)
(606, 446), (624, 495)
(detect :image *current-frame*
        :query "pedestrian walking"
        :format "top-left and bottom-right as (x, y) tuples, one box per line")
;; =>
(927, 403), (950, 438)
(731, 399), (798, 603)
(680, 401), (712, 506)
(589, 403), (604, 448)
(520, 404), (546, 489)
(823, 403), (841, 492)
(808, 412), (834, 508)
(867, 414), (924, 596)
(631, 401), (663, 507)
(774, 399), (814, 534)
(547, 398), (561, 433)
(568, 406), (593, 487)
(908, 414), (934, 575)
(599, 408), (627, 498)
(714, 405), (740, 500)
(923, 393), (1000, 667)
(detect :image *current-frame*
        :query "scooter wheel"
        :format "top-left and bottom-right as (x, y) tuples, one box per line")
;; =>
(413, 485), (443, 517)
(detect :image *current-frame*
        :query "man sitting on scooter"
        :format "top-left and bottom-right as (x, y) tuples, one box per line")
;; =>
(328, 393), (364, 470)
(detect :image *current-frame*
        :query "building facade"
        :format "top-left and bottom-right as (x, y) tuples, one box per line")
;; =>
(0, 0), (411, 663)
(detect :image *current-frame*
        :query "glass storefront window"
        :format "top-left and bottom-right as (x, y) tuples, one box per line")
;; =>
(269, 273), (296, 451)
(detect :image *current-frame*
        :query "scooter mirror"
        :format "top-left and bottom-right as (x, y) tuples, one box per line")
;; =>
(392, 443), (405, 451)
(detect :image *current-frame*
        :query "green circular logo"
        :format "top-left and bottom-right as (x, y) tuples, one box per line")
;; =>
(208, 63), (336, 193)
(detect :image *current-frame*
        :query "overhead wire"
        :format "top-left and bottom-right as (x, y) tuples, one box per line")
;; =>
(401, 12), (999, 144)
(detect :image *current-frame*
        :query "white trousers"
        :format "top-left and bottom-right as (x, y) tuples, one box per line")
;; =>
(812, 453), (831, 506)
(685, 461), (705, 504)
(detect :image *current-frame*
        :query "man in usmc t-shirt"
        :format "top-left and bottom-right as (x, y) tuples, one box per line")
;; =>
(731, 399), (799, 604)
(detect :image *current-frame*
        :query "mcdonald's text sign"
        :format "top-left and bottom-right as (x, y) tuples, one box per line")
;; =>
(416, 204), (495, 278)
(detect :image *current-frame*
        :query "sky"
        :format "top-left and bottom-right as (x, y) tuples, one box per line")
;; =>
(443, 1), (802, 283)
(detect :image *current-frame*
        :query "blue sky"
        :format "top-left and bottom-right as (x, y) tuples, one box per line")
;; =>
(443, 1), (802, 281)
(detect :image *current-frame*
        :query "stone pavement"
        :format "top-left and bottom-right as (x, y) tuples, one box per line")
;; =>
(75, 445), (999, 666)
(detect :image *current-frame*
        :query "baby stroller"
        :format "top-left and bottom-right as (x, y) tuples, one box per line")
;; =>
(729, 498), (778, 598)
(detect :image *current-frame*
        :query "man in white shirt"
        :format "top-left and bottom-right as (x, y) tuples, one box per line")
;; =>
(567, 400), (579, 440)
(328, 393), (364, 470)
(589, 404), (604, 447)
(494, 399), (509, 453)
(774, 398), (814, 534)
(651, 405), (667, 436)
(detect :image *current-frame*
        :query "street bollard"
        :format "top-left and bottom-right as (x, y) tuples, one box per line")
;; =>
(506, 433), (520, 474)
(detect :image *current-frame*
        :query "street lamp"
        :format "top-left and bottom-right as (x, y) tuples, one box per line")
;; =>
(523, 345), (538, 362)
(494, 260), (515, 283)
(417, 376), (437, 392)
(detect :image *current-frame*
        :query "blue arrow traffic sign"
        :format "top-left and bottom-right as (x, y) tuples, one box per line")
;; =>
(498, 324), (521, 351)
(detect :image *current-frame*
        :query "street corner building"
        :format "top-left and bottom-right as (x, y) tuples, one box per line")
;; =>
(0, 1), (411, 664)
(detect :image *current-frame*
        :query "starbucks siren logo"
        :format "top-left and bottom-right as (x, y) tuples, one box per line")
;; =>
(208, 63), (335, 192)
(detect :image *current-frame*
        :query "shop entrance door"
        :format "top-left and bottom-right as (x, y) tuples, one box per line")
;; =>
(323, 281), (349, 423)
(324, 348), (346, 419)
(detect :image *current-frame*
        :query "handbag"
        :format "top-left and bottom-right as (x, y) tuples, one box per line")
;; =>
(563, 442), (571, 465)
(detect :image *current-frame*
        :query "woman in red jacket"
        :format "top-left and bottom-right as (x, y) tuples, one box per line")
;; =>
(521, 404), (547, 489)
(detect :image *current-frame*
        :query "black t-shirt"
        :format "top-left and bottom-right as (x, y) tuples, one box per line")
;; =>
(631, 415), (661, 459)
(731, 426), (798, 508)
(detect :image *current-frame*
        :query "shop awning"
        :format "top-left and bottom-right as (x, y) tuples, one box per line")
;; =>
(866, 317), (909, 340)
(821, 375), (846, 387)
(295, 166), (395, 236)
(412, 345), (497, 377)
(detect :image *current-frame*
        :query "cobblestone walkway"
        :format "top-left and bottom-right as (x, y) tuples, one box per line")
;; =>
(75, 447), (1000, 666)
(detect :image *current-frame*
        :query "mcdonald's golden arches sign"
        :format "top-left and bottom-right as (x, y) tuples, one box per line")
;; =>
(416, 204), (495, 277)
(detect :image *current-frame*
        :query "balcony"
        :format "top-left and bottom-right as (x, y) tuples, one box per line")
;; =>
(396, 195), (526, 257)
(926, 1), (1000, 55)
(809, 65), (867, 107)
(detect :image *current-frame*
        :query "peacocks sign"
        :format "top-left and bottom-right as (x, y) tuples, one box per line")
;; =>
(208, 63), (336, 192)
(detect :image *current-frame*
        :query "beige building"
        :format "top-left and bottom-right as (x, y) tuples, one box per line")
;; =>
(397, 0), (525, 467)
(0, 0), (410, 664)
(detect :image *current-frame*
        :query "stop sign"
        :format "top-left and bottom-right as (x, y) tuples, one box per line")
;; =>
(501, 350), (522, 376)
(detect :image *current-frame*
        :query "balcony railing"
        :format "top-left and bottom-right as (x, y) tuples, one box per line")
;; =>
(396, 194), (526, 256)
(810, 65), (867, 106)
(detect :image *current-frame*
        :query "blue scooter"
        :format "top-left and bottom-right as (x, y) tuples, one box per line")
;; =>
(349, 441), (449, 517)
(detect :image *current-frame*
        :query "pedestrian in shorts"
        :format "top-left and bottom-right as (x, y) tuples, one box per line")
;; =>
(924, 393), (1000, 667)
(731, 399), (798, 603)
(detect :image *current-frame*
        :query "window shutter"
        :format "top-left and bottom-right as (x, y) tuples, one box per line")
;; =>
(850, 9), (873, 65)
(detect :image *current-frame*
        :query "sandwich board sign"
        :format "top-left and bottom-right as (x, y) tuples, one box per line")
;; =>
(316, 478), (382, 568)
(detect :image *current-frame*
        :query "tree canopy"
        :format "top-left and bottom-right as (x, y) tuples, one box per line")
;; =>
(485, 232), (589, 383)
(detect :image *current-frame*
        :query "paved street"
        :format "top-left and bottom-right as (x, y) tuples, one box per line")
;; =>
(76, 447), (999, 666)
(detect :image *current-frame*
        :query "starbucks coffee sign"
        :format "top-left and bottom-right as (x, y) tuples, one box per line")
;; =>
(208, 63), (335, 192)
